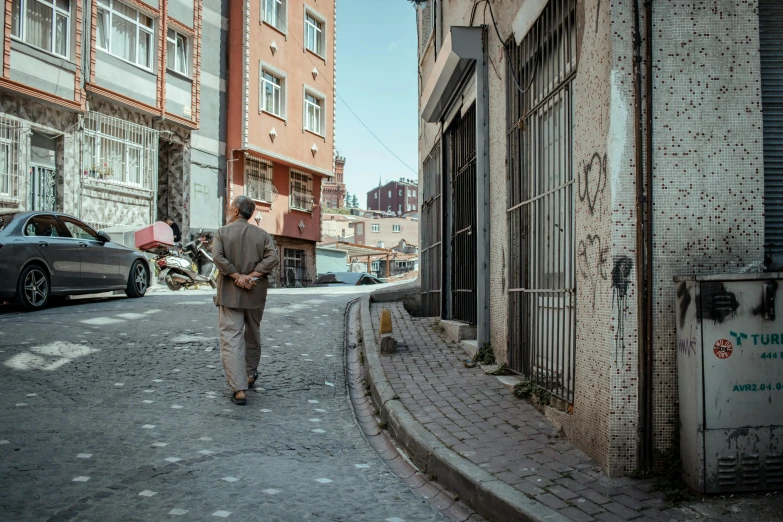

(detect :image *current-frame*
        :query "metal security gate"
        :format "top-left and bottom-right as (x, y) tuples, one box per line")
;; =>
(448, 104), (477, 325)
(30, 165), (56, 211)
(506, 0), (577, 403)
(421, 140), (442, 317)
(760, 1), (783, 259)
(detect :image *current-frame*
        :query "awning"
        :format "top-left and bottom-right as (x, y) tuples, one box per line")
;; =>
(316, 241), (391, 258)
(420, 26), (483, 123)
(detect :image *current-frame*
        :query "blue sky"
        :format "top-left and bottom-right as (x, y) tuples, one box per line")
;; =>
(336, 0), (418, 205)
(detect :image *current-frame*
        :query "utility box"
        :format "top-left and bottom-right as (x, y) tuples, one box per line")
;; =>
(675, 273), (783, 493)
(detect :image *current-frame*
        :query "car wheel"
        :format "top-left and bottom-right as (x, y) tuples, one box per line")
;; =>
(16, 264), (50, 311)
(125, 260), (149, 298)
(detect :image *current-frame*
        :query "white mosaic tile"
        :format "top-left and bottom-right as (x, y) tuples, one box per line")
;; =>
(152, 379), (163, 383)
(355, 464), (370, 469)
(26, 393), (38, 397)
(199, 437), (213, 441)
(301, 354), (309, 356)
(198, 450), (214, 455)
(312, 429), (326, 434)
(262, 488), (281, 495)
(315, 478), (332, 484)
(315, 409), (327, 413)
(138, 490), (157, 497)
(212, 511), (231, 518)
(114, 383), (124, 387)
(221, 476), (238, 483)
(171, 369), (182, 373)
(325, 354), (334, 357)
(15, 403), (27, 407)
(164, 457), (181, 463)
(308, 400), (319, 404)
(171, 405), (183, 409)
(72, 476), (90, 482)
(143, 389), (155, 393)
(76, 454), (92, 459)
(385, 518), (406, 522)
(142, 400), (154, 404)
(325, 382), (334, 387)
(142, 424), (156, 429)
(168, 508), (188, 515)
(152, 443), (168, 447)
(260, 409), (272, 413)
(309, 418), (322, 423)
(0, 440), (9, 445)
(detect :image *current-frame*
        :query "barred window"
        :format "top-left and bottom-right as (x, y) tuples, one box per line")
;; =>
(289, 169), (313, 212)
(82, 111), (157, 190)
(0, 117), (23, 202)
(245, 156), (273, 202)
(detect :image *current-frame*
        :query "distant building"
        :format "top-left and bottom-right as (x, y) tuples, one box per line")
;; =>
(321, 213), (360, 240)
(353, 216), (418, 250)
(322, 154), (347, 209)
(366, 179), (419, 215)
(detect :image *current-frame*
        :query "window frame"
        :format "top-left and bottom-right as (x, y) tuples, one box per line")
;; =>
(303, 4), (327, 60)
(289, 169), (313, 212)
(96, 0), (155, 71)
(0, 140), (11, 197)
(59, 216), (100, 241)
(393, 224), (401, 233)
(259, 61), (287, 120)
(11, 0), (71, 59)
(166, 27), (189, 77)
(262, 0), (287, 34)
(371, 223), (380, 233)
(302, 85), (326, 137)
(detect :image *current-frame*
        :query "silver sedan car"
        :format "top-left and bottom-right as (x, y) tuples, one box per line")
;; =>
(0, 212), (150, 310)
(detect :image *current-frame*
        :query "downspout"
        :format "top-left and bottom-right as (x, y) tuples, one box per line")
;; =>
(631, 0), (654, 472)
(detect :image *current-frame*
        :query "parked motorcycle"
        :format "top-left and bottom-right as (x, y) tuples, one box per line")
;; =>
(152, 229), (218, 291)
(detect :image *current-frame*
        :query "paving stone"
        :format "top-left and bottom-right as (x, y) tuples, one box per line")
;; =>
(603, 501), (644, 520)
(535, 493), (569, 510)
(557, 506), (596, 522)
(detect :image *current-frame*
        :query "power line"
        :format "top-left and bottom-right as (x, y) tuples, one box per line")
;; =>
(271, 12), (418, 174)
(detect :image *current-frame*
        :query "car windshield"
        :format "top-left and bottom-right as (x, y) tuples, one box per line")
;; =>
(0, 213), (17, 232)
(315, 272), (363, 285)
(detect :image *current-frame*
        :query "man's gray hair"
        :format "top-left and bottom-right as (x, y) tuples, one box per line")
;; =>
(233, 196), (256, 219)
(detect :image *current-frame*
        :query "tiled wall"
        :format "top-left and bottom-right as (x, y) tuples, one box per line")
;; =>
(649, 0), (765, 457)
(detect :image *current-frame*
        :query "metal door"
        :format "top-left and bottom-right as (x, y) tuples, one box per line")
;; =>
(30, 165), (56, 211)
(420, 140), (442, 317)
(506, 0), (577, 403)
(448, 104), (477, 325)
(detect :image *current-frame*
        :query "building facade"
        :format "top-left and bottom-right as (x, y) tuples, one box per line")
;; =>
(416, 0), (781, 476)
(226, 0), (335, 287)
(366, 178), (418, 215)
(321, 152), (345, 208)
(0, 0), (225, 242)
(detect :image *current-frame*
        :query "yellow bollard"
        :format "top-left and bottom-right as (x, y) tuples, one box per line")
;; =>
(379, 308), (392, 335)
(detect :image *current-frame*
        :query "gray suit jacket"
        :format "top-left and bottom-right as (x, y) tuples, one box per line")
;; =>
(212, 218), (279, 309)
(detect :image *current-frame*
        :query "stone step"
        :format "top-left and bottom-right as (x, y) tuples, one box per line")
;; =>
(495, 375), (521, 393)
(460, 339), (478, 359)
(440, 320), (476, 343)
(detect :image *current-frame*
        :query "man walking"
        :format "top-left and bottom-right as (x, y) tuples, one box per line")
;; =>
(212, 196), (279, 405)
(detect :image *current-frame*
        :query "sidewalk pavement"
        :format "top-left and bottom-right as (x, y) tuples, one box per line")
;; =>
(358, 294), (780, 522)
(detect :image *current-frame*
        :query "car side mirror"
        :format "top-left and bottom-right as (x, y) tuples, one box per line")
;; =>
(96, 231), (111, 243)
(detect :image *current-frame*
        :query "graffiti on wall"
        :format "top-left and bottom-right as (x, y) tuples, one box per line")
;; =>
(612, 256), (633, 364)
(577, 152), (607, 216)
(578, 234), (609, 310)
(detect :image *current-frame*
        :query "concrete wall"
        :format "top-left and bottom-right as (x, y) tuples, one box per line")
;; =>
(94, 52), (158, 107)
(9, 42), (76, 99)
(169, 0), (196, 27)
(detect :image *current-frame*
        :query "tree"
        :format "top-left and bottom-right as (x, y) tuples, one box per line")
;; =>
(344, 191), (352, 208)
(352, 195), (359, 208)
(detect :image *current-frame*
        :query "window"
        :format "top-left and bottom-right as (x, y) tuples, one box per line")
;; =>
(96, 0), (154, 69)
(371, 223), (380, 233)
(304, 10), (325, 57)
(388, 190), (391, 197)
(371, 261), (380, 271)
(245, 156), (273, 202)
(166, 29), (188, 76)
(398, 204), (402, 214)
(304, 90), (324, 135)
(263, 0), (286, 32)
(393, 224), (401, 233)
(399, 189), (402, 196)
(0, 118), (23, 202)
(24, 214), (63, 237)
(289, 169), (313, 211)
(374, 192), (377, 199)
(283, 248), (308, 287)
(260, 65), (285, 118)
(82, 112), (157, 189)
(11, 0), (70, 58)
(0, 142), (10, 197)
(377, 241), (384, 248)
(60, 217), (99, 240)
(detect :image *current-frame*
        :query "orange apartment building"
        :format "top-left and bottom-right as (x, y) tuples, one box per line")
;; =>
(226, 0), (335, 287)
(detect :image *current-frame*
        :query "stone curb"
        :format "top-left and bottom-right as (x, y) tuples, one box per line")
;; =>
(358, 294), (569, 522)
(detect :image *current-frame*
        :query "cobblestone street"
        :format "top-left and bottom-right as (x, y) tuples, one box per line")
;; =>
(0, 288), (443, 522)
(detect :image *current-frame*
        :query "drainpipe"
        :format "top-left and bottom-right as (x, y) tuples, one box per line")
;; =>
(632, 0), (654, 472)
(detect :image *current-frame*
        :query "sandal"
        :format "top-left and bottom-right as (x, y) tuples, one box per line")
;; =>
(231, 391), (247, 405)
(248, 371), (259, 389)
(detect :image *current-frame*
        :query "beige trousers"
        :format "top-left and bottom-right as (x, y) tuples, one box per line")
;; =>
(218, 305), (265, 392)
